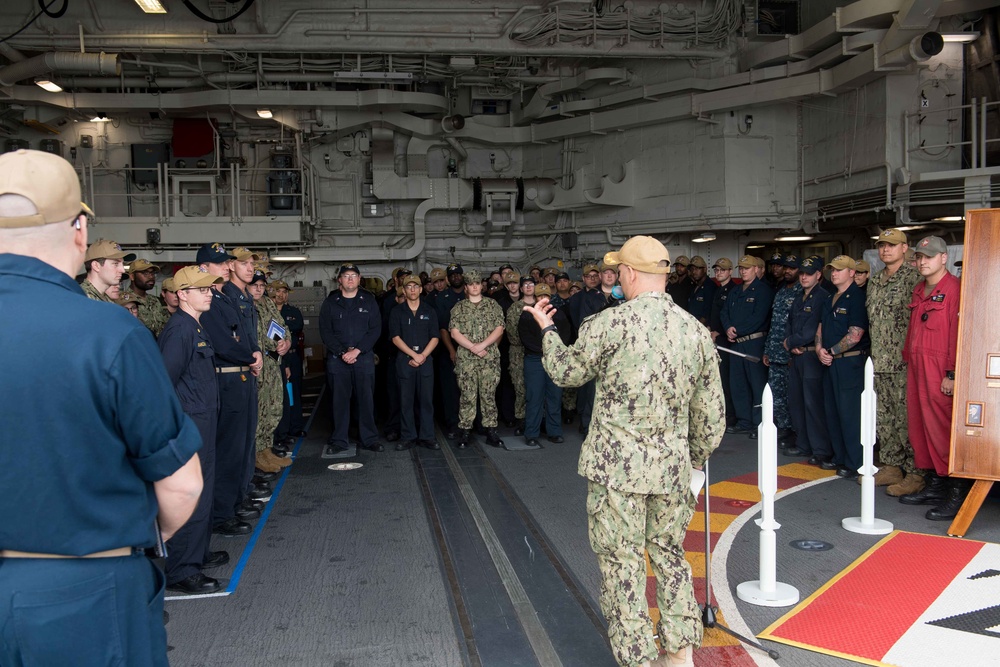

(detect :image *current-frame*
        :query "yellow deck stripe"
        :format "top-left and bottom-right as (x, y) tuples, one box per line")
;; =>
(779, 462), (839, 481)
(707, 481), (762, 502)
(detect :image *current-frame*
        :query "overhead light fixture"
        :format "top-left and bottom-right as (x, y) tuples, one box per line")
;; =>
(270, 254), (309, 262)
(941, 32), (979, 43)
(932, 215), (964, 222)
(774, 233), (814, 242)
(257, 109), (273, 119)
(692, 232), (716, 243)
(134, 0), (167, 13)
(894, 225), (927, 232)
(746, 244), (765, 250)
(35, 79), (63, 93)
(333, 71), (414, 82)
(90, 113), (111, 122)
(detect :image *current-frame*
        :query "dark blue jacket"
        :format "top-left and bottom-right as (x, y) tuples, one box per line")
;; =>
(785, 284), (830, 349)
(159, 310), (219, 416)
(820, 283), (870, 351)
(319, 288), (382, 357)
(687, 278), (717, 325)
(721, 278), (774, 336)
(389, 300), (440, 353)
(201, 286), (259, 366)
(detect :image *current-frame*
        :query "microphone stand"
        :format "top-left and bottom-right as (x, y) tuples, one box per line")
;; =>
(700, 459), (780, 659)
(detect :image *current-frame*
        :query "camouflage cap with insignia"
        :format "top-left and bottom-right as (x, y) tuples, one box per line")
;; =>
(826, 255), (857, 270)
(464, 269), (482, 284)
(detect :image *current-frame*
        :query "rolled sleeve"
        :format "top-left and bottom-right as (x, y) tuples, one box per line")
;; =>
(130, 415), (202, 481)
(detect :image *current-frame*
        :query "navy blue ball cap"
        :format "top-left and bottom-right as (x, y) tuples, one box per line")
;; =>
(447, 263), (463, 276)
(196, 242), (236, 264)
(338, 263), (361, 276)
(782, 254), (800, 268)
(798, 255), (822, 274)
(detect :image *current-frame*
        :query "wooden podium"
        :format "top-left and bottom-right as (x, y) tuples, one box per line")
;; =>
(948, 208), (999, 536)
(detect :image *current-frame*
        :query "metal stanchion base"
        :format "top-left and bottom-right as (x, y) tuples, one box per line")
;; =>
(736, 581), (799, 607)
(842, 516), (893, 535)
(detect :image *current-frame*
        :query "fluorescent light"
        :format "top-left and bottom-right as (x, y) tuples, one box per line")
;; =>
(746, 244), (765, 249)
(774, 234), (814, 242)
(270, 255), (309, 262)
(257, 109), (273, 119)
(134, 0), (167, 13)
(941, 32), (979, 43)
(692, 232), (716, 243)
(35, 79), (63, 93)
(933, 216), (964, 222)
(895, 225), (927, 232)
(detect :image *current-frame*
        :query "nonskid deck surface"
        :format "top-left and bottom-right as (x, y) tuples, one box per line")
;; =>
(165, 390), (1000, 667)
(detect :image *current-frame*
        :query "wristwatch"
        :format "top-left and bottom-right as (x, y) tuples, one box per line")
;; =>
(541, 324), (558, 336)
(946, 370), (955, 380)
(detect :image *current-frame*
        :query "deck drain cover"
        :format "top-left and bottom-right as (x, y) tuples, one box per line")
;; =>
(328, 462), (363, 471)
(790, 539), (833, 551)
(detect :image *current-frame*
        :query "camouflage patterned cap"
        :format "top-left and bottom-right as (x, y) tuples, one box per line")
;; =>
(826, 255), (856, 270)
(464, 269), (482, 284)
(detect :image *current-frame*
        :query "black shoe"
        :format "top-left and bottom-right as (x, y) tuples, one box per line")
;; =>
(748, 431), (758, 440)
(395, 440), (415, 451)
(385, 431), (401, 442)
(420, 439), (440, 450)
(836, 468), (859, 480)
(213, 518), (252, 536)
(900, 473), (949, 505)
(242, 498), (264, 512)
(457, 429), (469, 449)
(526, 438), (541, 447)
(444, 428), (457, 439)
(547, 435), (564, 443)
(235, 505), (260, 520)
(248, 486), (271, 501)
(926, 479), (972, 520)
(514, 421), (524, 436)
(783, 447), (807, 457)
(485, 429), (504, 448)
(363, 442), (385, 452)
(271, 444), (290, 457)
(807, 456), (822, 466)
(202, 551), (230, 569)
(254, 470), (278, 482)
(725, 426), (748, 434)
(280, 436), (296, 447)
(819, 460), (839, 471)
(168, 572), (222, 595)
(578, 424), (589, 436)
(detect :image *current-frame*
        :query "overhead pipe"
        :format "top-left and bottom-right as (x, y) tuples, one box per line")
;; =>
(0, 51), (120, 86)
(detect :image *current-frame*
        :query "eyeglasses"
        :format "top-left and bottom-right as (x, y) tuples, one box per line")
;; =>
(182, 287), (213, 295)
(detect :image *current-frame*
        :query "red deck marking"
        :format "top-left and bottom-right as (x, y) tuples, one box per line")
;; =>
(766, 532), (985, 660)
(693, 645), (760, 666)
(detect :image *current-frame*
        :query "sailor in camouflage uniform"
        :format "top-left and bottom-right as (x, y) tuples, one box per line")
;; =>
(525, 236), (724, 667)
(127, 258), (169, 337)
(866, 228), (924, 495)
(762, 254), (802, 445)
(449, 269), (506, 449)
(506, 276), (535, 433)
(248, 270), (292, 474)
(81, 238), (134, 302)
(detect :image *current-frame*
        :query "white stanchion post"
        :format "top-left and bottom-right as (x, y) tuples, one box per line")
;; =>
(843, 357), (893, 535)
(736, 385), (799, 607)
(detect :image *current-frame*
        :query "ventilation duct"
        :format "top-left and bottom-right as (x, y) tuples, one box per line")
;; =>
(0, 52), (120, 87)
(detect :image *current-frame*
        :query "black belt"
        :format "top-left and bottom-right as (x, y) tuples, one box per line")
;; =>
(735, 332), (765, 344)
(833, 350), (868, 359)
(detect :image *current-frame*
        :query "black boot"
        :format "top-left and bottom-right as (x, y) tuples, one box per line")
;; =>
(485, 429), (504, 448)
(899, 473), (948, 505)
(514, 420), (524, 436)
(926, 478), (973, 521)
(457, 429), (469, 449)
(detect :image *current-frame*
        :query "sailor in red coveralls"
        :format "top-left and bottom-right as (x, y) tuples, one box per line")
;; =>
(898, 235), (967, 520)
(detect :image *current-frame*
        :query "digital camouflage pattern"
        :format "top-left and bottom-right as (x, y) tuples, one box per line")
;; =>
(867, 263), (921, 472)
(541, 290), (723, 665)
(80, 278), (111, 302)
(135, 292), (169, 338)
(506, 299), (527, 419)
(764, 283), (802, 429)
(254, 295), (287, 452)
(451, 297), (504, 429)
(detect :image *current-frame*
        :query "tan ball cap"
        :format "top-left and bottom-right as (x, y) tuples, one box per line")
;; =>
(85, 239), (136, 263)
(826, 255), (857, 270)
(129, 258), (160, 274)
(534, 283), (553, 296)
(0, 149), (85, 229)
(876, 228), (907, 245)
(713, 257), (733, 270)
(689, 256), (708, 268)
(855, 260), (871, 273)
(603, 236), (671, 274)
(174, 265), (225, 290)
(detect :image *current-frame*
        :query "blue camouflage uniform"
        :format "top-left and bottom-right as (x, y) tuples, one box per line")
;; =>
(763, 280), (802, 431)
(721, 274), (774, 431)
(784, 272), (831, 460)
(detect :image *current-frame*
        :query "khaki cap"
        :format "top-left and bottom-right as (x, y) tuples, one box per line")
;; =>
(85, 239), (136, 263)
(174, 265), (225, 290)
(392, 266), (412, 280)
(230, 247), (259, 261)
(689, 255), (708, 268)
(603, 236), (671, 274)
(162, 277), (177, 292)
(599, 261), (618, 274)
(582, 264), (600, 275)
(534, 283), (553, 296)
(129, 258), (160, 274)
(826, 255), (857, 270)
(504, 271), (521, 285)
(571, 281), (583, 290)
(401, 274), (422, 287)
(542, 267), (559, 277)
(713, 257), (733, 270)
(905, 248), (916, 261)
(753, 256), (766, 268)
(914, 235), (948, 256)
(737, 255), (758, 269)
(876, 228), (907, 245)
(0, 149), (85, 229)
(116, 291), (140, 307)
(855, 259), (871, 273)
(271, 280), (291, 291)
(673, 255), (690, 267)
(430, 268), (446, 281)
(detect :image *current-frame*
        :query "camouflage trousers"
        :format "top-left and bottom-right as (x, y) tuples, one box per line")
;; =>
(767, 360), (792, 430)
(875, 372), (917, 473)
(587, 481), (701, 667)
(456, 353), (500, 429)
(256, 356), (284, 452)
(509, 344), (525, 420)
(562, 387), (577, 412)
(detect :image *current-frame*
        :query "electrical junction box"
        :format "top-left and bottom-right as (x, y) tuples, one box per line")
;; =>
(131, 143), (170, 185)
(38, 139), (63, 157)
(362, 203), (388, 218)
(79, 135), (93, 148)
